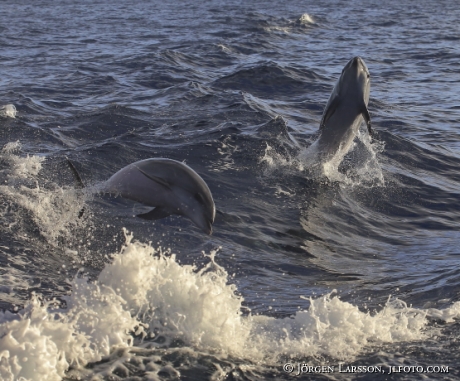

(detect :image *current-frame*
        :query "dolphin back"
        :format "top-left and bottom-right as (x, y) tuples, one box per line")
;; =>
(134, 159), (206, 191)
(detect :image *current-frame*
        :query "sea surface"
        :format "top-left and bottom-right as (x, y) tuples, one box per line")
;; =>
(0, 0), (460, 380)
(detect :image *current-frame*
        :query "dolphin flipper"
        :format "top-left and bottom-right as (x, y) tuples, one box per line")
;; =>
(361, 106), (373, 138)
(320, 95), (340, 130)
(137, 207), (172, 220)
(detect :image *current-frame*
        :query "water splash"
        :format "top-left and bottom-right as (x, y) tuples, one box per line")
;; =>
(261, 126), (385, 187)
(1, 232), (458, 380)
(0, 142), (87, 245)
(259, 142), (305, 175)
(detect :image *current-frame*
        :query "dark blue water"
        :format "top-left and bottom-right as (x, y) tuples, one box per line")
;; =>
(0, 1), (460, 380)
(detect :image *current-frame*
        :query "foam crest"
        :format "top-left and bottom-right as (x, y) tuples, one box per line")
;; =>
(97, 233), (251, 354)
(1, 141), (44, 178)
(0, 142), (86, 244)
(0, 298), (90, 381)
(298, 13), (315, 25)
(426, 301), (460, 323)
(264, 25), (291, 34)
(0, 284), (139, 381)
(0, 184), (85, 243)
(2, 233), (459, 380)
(0, 104), (17, 118)
(251, 295), (429, 360)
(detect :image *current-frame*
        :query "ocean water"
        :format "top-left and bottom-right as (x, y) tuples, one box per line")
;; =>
(1, 0), (460, 380)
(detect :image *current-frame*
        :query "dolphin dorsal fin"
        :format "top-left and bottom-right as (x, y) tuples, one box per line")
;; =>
(137, 207), (172, 220)
(320, 95), (340, 130)
(66, 157), (85, 188)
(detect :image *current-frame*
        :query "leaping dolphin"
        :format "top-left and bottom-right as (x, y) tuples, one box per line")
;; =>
(68, 158), (216, 234)
(315, 56), (373, 161)
(104, 158), (216, 234)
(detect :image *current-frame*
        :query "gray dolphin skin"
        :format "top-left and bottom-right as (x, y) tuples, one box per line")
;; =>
(316, 56), (373, 160)
(104, 158), (216, 234)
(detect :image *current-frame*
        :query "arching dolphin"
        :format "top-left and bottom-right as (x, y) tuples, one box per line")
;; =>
(315, 56), (373, 161)
(102, 158), (215, 234)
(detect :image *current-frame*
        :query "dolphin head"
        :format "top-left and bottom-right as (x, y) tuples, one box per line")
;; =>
(170, 184), (215, 234)
(189, 190), (215, 234)
(132, 158), (216, 234)
(168, 163), (215, 235)
(339, 56), (370, 104)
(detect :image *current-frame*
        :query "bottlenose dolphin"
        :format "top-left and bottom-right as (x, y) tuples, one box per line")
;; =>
(103, 158), (216, 234)
(315, 56), (373, 161)
(67, 158), (215, 234)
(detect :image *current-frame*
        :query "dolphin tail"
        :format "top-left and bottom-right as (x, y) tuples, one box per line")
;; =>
(66, 157), (85, 218)
(362, 106), (373, 138)
(137, 207), (172, 220)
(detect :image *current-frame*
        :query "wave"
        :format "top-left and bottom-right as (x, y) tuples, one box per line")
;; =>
(213, 62), (325, 98)
(2, 230), (459, 381)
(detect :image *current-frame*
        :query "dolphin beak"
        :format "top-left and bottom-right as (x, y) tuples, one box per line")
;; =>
(205, 224), (213, 235)
(189, 211), (214, 235)
(352, 56), (367, 71)
(202, 219), (213, 235)
(346, 56), (363, 70)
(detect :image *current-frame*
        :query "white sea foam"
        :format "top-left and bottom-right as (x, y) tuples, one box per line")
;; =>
(1, 141), (44, 177)
(261, 126), (385, 186)
(298, 13), (315, 25)
(217, 44), (232, 54)
(1, 232), (459, 380)
(259, 143), (305, 175)
(0, 104), (17, 118)
(0, 142), (87, 244)
(264, 25), (291, 34)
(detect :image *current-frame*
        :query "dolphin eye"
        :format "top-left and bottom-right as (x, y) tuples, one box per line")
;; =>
(367, 74), (370, 79)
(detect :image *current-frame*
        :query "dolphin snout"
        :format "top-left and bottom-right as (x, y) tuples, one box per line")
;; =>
(193, 219), (212, 235)
(202, 218), (213, 235)
(350, 56), (365, 68)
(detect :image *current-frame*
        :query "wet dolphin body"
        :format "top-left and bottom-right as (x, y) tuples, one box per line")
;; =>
(103, 158), (216, 234)
(316, 56), (373, 161)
